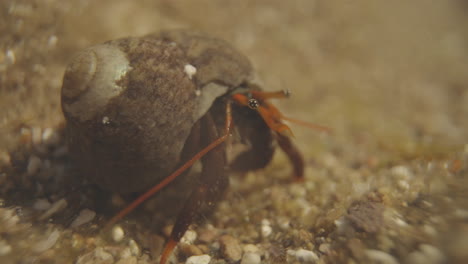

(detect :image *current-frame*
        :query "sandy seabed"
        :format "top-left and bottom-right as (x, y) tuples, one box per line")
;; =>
(1, 1), (467, 263)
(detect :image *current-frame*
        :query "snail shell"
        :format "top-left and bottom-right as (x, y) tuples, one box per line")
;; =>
(61, 31), (253, 193)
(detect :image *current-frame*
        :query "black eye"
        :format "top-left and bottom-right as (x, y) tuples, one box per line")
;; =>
(247, 98), (259, 109)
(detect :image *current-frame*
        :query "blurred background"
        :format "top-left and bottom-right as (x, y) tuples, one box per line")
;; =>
(1, 1), (467, 263)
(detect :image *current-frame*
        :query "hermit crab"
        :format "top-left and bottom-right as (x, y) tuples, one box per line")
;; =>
(61, 30), (329, 263)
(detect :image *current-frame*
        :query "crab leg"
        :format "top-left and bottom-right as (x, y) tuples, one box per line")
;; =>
(106, 103), (232, 228)
(275, 132), (305, 181)
(159, 103), (232, 264)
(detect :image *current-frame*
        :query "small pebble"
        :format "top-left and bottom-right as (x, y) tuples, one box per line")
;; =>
(454, 209), (468, 220)
(185, 254), (211, 264)
(39, 198), (67, 220)
(293, 248), (319, 263)
(219, 235), (242, 262)
(184, 64), (197, 79)
(406, 244), (445, 264)
(71, 234), (85, 249)
(162, 225), (173, 237)
(31, 127), (42, 145)
(102, 116), (110, 125)
(33, 199), (51, 211)
(198, 227), (218, 243)
(241, 252), (261, 264)
(119, 248), (132, 259)
(243, 244), (260, 253)
(42, 128), (59, 146)
(419, 244), (445, 261)
(76, 247), (115, 264)
(32, 229), (60, 253)
(180, 243), (203, 257)
(318, 243), (331, 254)
(261, 224), (272, 238)
(0, 150), (10, 166)
(70, 209), (96, 227)
(27, 155), (42, 176)
(0, 239), (12, 256)
(112, 226), (125, 242)
(129, 239), (140, 256)
(261, 219), (272, 238)
(365, 249), (398, 264)
(115, 256), (137, 264)
(95, 247), (114, 261)
(391, 166), (412, 179)
(288, 184), (306, 198)
(181, 230), (197, 244)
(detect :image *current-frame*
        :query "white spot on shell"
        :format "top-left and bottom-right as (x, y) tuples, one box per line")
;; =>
(184, 64), (197, 79)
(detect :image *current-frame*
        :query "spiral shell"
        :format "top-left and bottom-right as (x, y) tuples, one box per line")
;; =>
(61, 31), (254, 193)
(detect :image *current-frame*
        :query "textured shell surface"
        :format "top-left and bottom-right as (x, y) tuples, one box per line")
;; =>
(61, 31), (254, 193)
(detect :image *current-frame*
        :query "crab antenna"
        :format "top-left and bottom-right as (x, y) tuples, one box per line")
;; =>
(250, 89), (291, 100)
(105, 103), (233, 229)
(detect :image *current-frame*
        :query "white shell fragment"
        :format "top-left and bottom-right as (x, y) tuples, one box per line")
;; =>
(181, 230), (197, 244)
(102, 116), (110, 125)
(112, 225), (125, 242)
(70, 209), (96, 227)
(288, 248), (319, 263)
(33, 199), (51, 211)
(184, 64), (197, 79)
(33, 229), (60, 253)
(185, 254), (211, 264)
(261, 219), (272, 237)
(364, 249), (398, 264)
(241, 252), (261, 264)
(39, 198), (67, 220)
(0, 240), (12, 256)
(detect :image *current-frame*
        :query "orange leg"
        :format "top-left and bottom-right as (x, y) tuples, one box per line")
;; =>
(160, 103), (232, 264)
(105, 103), (232, 230)
(276, 132), (304, 181)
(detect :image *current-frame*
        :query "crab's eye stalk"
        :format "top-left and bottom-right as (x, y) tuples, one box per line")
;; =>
(248, 98), (260, 110)
(282, 89), (291, 98)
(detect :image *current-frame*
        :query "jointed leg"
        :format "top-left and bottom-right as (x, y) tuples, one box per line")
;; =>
(160, 109), (231, 264)
(276, 132), (304, 181)
(230, 108), (275, 172)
